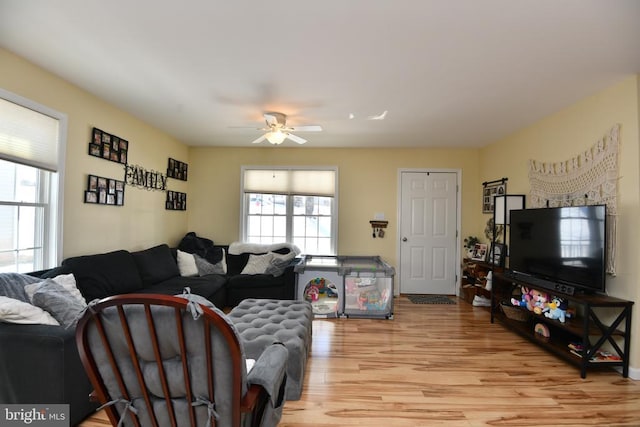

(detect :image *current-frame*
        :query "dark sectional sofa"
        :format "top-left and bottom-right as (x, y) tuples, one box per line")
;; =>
(0, 241), (299, 425)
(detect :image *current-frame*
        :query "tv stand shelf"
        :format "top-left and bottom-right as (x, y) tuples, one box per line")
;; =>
(491, 272), (633, 378)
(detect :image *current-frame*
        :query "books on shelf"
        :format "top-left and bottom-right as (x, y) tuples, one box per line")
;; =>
(568, 346), (622, 363)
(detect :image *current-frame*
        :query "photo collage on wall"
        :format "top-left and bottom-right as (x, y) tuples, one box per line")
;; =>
(167, 158), (188, 181)
(85, 174), (125, 206)
(166, 191), (186, 210)
(89, 127), (128, 165)
(482, 179), (506, 213)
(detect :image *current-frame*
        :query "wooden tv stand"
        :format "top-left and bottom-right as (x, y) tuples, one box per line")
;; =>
(491, 272), (633, 378)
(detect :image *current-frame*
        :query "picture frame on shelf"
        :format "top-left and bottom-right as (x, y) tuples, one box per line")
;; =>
(470, 243), (488, 261)
(488, 243), (506, 266)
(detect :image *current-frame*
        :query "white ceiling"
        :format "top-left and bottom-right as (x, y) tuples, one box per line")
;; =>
(1, 0), (639, 148)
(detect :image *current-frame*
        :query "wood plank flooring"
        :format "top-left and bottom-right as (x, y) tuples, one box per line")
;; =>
(79, 296), (640, 427)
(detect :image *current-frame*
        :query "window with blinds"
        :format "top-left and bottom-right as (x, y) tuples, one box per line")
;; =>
(0, 88), (65, 272)
(241, 167), (338, 255)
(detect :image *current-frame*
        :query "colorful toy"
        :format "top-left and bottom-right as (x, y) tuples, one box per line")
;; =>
(545, 297), (568, 323)
(530, 289), (549, 315)
(305, 285), (320, 302)
(511, 286), (532, 308)
(511, 286), (549, 314)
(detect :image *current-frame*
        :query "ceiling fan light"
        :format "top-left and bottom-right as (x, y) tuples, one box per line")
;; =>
(265, 130), (286, 145)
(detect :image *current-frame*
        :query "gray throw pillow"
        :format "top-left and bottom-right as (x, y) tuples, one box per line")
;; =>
(265, 252), (296, 277)
(194, 252), (227, 276)
(31, 279), (87, 328)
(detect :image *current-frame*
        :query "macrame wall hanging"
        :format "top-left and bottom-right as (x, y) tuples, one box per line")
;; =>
(528, 124), (620, 275)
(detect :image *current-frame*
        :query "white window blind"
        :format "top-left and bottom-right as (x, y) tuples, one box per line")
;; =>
(243, 168), (336, 196)
(0, 96), (60, 172)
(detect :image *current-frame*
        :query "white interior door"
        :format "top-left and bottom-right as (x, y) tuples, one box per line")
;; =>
(399, 171), (458, 294)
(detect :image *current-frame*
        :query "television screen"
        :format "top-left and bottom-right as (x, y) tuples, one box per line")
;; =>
(508, 205), (606, 293)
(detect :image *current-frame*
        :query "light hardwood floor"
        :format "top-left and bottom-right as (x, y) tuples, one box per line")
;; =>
(79, 296), (640, 427)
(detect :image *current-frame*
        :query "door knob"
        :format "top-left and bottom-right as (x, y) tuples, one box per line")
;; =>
(402, 237), (408, 242)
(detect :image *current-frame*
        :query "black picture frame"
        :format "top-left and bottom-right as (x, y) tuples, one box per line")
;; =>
(84, 173), (125, 206)
(470, 243), (488, 261)
(488, 243), (506, 266)
(167, 158), (188, 181)
(88, 127), (129, 165)
(482, 179), (507, 213)
(165, 190), (187, 210)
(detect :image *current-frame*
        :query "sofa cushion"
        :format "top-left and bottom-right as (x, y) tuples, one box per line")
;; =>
(194, 251), (227, 275)
(138, 275), (227, 302)
(24, 273), (85, 305)
(30, 279), (87, 329)
(227, 273), (288, 289)
(131, 244), (180, 287)
(241, 253), (275, 275)
(177, 250), (198, 277)
(0, 296), (60, 325)
(62, 250), (143, 302)
(226, 252), (251, 276)
(265, 252), (296, 277)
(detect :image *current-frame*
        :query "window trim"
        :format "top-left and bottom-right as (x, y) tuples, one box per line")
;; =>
(0, 87), (67, 268)
(240, 166), (339, 254)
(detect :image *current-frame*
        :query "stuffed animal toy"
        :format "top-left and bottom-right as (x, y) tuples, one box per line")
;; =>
(511, 286), (531, 308)
(544, 296), (568, 323)
(529, 289), (549, 315)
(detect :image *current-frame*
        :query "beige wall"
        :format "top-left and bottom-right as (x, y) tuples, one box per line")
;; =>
(1, 48), (190, 258)
(479, 75), (640, 377)
(187, 147), (481, 266)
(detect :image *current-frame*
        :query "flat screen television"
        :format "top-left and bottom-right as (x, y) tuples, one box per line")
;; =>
(508, 205), (606, 294)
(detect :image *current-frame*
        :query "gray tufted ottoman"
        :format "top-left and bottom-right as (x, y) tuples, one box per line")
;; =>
(227, 299), (313, 400)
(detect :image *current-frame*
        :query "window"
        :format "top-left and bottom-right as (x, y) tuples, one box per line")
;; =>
(241, 167), (337, 255)
(0, 89), (65, 273)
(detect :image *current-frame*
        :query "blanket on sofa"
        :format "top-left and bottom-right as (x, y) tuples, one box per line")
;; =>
(228, 242), (301, 256)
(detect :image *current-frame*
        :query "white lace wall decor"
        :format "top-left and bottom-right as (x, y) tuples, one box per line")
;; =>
(528, 124), (620, 274)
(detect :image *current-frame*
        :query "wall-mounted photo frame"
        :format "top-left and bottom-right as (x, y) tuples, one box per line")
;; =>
(470, 243), (488, 261)
(167, 158), (188, 181)
(488, 243), (506, 266)
(482, 178), (507, 213)
(88, 127), (128, 165)
(84, 174), (125, 206)
(166, 190), (187, 210)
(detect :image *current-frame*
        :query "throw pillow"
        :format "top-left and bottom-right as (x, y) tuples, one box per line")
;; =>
(0, 296), (60, 326)
(132, 244), (180, 286)
(177, 250), (198, 277)
(194, 250), (227, 276)
(240, 253), (275, 275)
(265, 251), (296, 277)
(0, 272), (42, 303)
(24, 273), (85, 305)
(31, 279), (87, 328)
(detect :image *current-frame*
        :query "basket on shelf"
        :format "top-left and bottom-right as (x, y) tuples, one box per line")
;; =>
(500, 302), (529, 322)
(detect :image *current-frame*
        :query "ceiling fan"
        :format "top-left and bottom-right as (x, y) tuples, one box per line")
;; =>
(241, 112), (322, 145)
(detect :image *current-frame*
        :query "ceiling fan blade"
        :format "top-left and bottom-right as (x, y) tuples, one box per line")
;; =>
(289, 125), (322, 132)
(286, 133), (307, 144)
(251, 134), (267, 144)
